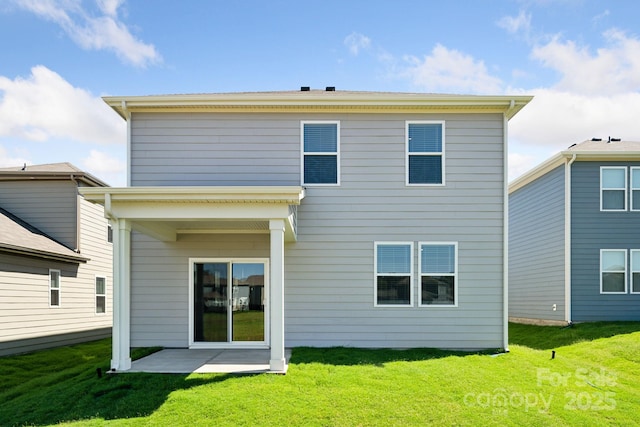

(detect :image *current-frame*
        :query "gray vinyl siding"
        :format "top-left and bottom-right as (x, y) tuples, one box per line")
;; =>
(508, 165), (566, 322)
(128, 112), (507, 349)
(571, 161), (640, 321)
(130, 113), (300, 186)
(0, 180), (78, 249)
(0, 197), (112, 356)
(130, 233), (269, 348)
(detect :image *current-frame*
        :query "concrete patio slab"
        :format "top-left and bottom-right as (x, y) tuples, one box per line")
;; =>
(126, 348), (291, 374)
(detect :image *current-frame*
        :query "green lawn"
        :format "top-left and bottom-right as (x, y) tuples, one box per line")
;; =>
(1, 322), (639, 426)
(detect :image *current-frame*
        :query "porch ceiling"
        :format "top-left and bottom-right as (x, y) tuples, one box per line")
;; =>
(79, 186), (305, 242)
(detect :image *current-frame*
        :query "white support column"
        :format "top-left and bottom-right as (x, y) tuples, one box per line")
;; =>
(111, 218), (132, 371)
(269, 219), (286, 372)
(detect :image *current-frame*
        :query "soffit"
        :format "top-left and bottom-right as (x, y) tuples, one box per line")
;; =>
(103, 92), (532, 120)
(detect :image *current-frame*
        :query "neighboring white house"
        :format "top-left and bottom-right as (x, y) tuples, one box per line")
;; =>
(80, 89), (532, 372)
(0, 163), (113, 356)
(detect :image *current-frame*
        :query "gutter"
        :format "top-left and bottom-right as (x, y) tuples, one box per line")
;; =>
(0, 244), (89, 263)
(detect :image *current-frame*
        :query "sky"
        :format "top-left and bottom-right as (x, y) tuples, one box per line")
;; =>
(1, 0), (640, 186)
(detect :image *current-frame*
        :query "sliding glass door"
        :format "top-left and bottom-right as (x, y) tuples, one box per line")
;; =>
(193, 260), (266, 344)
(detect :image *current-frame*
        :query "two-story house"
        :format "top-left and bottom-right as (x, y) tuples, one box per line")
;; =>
(0, 163), (113, 356)
(509, 139), (640, 324)
(80, 90), (531, 372)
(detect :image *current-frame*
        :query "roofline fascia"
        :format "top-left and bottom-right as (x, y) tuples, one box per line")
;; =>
(103, 94), (533, 120)
(0, 244), (89, 263)
(509, 150), (640, 194)
(80, 186), (306, 205)
(0, 171), (109, 187)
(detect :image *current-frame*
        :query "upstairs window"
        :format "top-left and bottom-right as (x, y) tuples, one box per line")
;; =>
(407, 121), (445, 185)
(600, 249), (626, 294)
(374, 242), (413, 306)
(50, 269), (60, 307)
(302, 121), (339, 185)
(600, 167), (627, 211)
(419, 243), (457, 306)
(631, 168), (640, 211)
(96, 277), (106, 314)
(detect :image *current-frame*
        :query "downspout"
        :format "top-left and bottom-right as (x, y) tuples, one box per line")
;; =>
(564, 154), (577, 324)
(122, 101), (132, 186)
(71, 174), (81, 253)
(502, 102), (514, 352)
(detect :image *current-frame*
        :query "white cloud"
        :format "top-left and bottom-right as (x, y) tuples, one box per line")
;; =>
(83, 149), (126, 186)
(12, 0), (160, 67)
(508, 152), (538, 182)
(510, 89), (640, 147)
(0, 145), (31, 168)
(497, 10), (532, 36)
(0, 65), (125, 145)
(403, 44), (503, 94)
(97, 0), (123, 17)
(344, 32), (371, 56)
(532, 29), (640, 95)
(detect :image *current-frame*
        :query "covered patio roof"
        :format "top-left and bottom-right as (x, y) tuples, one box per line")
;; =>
(79, 186), (305, 241)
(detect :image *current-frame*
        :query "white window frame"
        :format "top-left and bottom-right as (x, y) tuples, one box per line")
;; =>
(374, 242), (414, 307)
(49, 269), (61, 307)
(95, 276), (107, 314)
(418, 242), (458, 307)
(406, 121), (445, 186)
(631, 167), (640, 212)
(188, 257), (270, 348)
(301, 120), (340, 186)
(600, 249), (627, 294)
(600, 166), (627, 212)
(631, 249), (640, 294)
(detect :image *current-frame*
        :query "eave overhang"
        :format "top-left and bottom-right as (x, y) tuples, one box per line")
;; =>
(509, 150), (640, 194)
(0, 171), (108, 187)
(0, 244), (89, 263)
(103, 93), (533, 120)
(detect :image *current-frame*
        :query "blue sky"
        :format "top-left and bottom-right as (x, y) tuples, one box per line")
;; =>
(1, 0), (640, 186)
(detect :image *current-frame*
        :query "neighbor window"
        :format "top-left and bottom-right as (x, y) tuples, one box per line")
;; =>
(302, 121), (339, 185)
(631, 250), (640, 294)
(601, 167), (627, 211)
(419, 243), (457, 306)
(107, 224), (113, 243)
(600, 249), (627, 294)
(50, 269), (60, 307)
(407, 121), (444, 185)
(631, 168), (640, 211)
(96, 277), (106, 314)
(375, 242), (413, 306)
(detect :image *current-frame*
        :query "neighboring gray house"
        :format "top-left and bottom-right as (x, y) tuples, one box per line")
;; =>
(0, 163), (113, 356)
(509, 139), (640, 324)
(80, 90), (532, 372)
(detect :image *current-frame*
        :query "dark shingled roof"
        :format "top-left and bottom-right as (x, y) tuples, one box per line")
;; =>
(0, 207), (88, 263)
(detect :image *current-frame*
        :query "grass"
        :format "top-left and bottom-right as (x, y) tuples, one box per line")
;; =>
(0, 322), (638, 426)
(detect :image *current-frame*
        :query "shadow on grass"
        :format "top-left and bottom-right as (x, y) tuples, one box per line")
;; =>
(0, 340), (243, 426)
(289, 346), (497, 367)
(509, 321), (640, 350)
